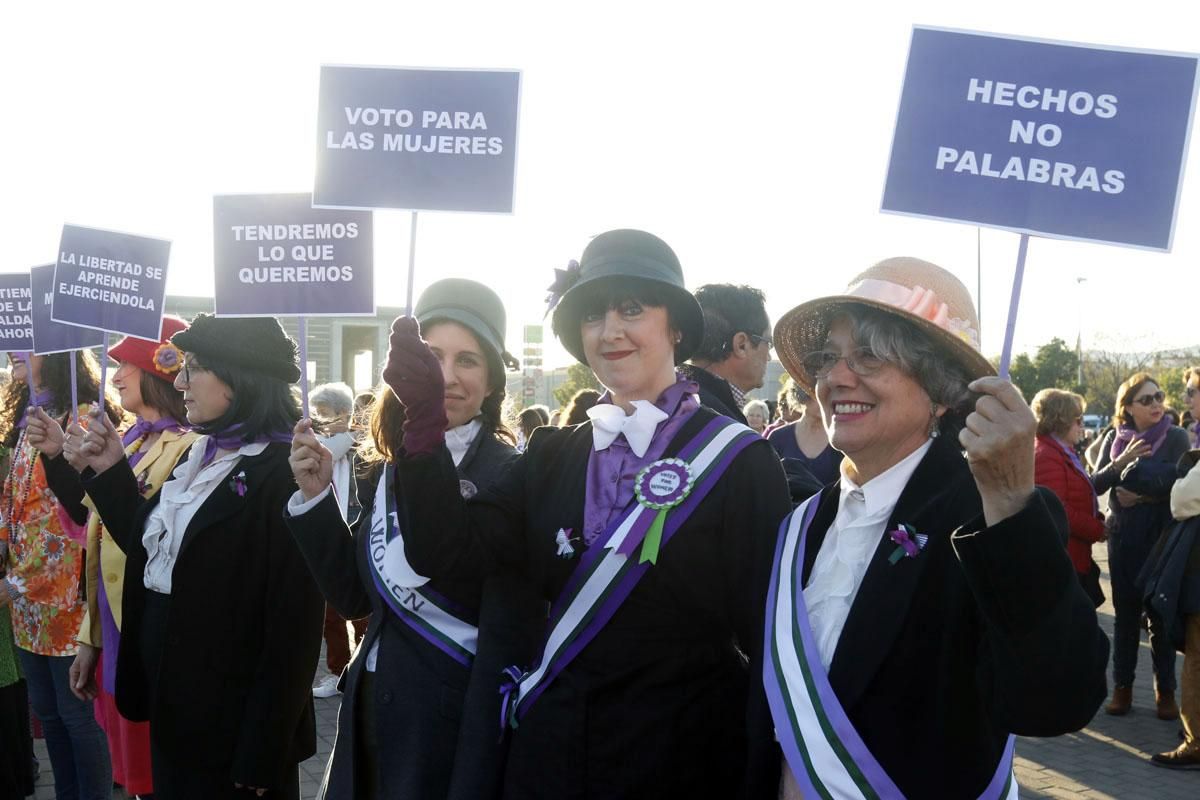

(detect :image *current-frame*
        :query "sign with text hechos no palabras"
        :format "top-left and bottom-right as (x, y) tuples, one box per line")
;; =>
(212, 193), (374, 317)
(32, 264), (104, 354)
(0, 273), (34, 352)
(314, 65), (521, 213)
(881, 26), (1199, 251)
(52, 224), (170, 340)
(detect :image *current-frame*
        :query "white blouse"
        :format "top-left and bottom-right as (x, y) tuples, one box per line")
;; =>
(286, 418), (484, 673)
(142, 439), (268, 594)
(803, 440), (932, 671)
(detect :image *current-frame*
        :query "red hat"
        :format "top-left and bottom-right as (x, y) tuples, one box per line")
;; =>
(108, 316), (189, 383)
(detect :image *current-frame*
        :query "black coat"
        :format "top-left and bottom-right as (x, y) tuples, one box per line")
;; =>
(745, 435), (1109, 799)
(394, 407), (793, 800)
(83, 443), (325, 794)
(286, 431), (545, 800)
(679, 363), (748, 424)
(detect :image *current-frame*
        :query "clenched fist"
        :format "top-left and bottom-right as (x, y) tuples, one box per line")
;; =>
(958, 377), (1037, 526)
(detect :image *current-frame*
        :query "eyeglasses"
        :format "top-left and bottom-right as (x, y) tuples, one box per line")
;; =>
(1187, 386), (1199, 399)
(181, 359), (205, 384)
(802, 347), (887, 380)
(1132, 391), (1166, 407)
(747, 333), (773, 352)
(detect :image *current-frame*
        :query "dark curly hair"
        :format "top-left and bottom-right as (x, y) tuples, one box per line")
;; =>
(0, 351), (124, 448)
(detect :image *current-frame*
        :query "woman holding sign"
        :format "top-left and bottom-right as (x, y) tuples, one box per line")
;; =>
(0, 350), (120, 800)
(26, 317), (197, 800)
(758, 258), (1108, 799)
(287, 278), (544, 800)
(361, 229), (792, 798)
(72, 315), (324, 800)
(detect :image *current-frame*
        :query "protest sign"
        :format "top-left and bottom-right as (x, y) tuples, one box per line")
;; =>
(882, 26), (1199, 251)
(213, 193), (374, 316)
(315, 65), (521, 213)
(53, 224), (170, 340)
(0, 274), (34, 352)
(32, 264), (104, 354)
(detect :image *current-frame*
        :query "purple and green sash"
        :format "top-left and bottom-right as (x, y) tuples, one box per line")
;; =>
(366, 465), (479, 667)
(764, 497), (1018, 799)
(501, 415), (760, 728)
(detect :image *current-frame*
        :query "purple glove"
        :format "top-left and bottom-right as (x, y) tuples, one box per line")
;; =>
(383, 317), (448, 457)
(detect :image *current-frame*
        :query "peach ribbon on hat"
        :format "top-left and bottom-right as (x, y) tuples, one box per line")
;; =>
(845, 278), (981, 351)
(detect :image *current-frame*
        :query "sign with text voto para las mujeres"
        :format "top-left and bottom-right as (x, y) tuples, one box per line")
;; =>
(315, 65), (521, 213)
(52, 225), (170, 340)
(0, 274), (34, 352)
(213, 193), (374, 317)
(881, 27), (1199, 251)
(32, 264), (105, 354)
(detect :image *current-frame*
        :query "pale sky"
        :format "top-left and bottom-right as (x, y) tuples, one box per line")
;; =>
(3, 0), (1198, 368)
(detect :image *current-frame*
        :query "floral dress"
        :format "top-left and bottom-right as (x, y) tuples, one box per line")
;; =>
(1, 427), (86, 657)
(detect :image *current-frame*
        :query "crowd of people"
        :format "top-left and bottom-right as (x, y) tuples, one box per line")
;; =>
(0, 228), (1194, 799)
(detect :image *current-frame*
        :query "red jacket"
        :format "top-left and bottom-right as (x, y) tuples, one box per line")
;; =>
(1035, 435), (1106, 573)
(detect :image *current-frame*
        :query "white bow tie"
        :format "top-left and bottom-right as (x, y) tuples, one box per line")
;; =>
(587, 401), (669, 458)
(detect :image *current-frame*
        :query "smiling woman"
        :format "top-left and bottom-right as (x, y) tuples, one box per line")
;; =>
(381, 229), (792, 798)
(764, 257), (1108, 798)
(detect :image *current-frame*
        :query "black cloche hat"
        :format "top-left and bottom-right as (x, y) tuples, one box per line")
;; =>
(549, 229), (704, 365)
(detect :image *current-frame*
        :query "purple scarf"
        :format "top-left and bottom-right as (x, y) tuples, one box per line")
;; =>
(16, 389), (54, 429)
(1110, 415), (1173, 462)
(123, 417), (189, 469)
(201, 425), (292, 466)
(581, 375), (700, 546)
(1053, 435), (1099, 516)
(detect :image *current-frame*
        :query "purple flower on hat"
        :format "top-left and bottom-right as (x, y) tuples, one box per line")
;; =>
(887, 523), (929, 564)
(153, 342), (182, 375)
(544, 259), (582, 317)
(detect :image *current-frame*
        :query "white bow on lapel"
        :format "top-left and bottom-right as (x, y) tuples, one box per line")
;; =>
(587, 401), (669, 458)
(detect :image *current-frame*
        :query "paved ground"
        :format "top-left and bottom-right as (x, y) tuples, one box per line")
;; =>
(31, 547), (1199, 799)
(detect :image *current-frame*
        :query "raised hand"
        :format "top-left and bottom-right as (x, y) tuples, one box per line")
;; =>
(958, 377), (1037, 526)
(289, 419), (333, 502)
(25, 407), (66, 459)
(77, 407), (127, 474)
(61, 421), (90, 472)
(382, 317), (448, 456)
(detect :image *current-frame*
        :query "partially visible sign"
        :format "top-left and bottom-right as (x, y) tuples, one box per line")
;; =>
(0, 274), (33, 352)
(315, 65), (521, 212)
(882, 26), (1200, 251)
(32, 264), (105, 354)
(213, 193), (375, 317)
(52, 224), (170, 339)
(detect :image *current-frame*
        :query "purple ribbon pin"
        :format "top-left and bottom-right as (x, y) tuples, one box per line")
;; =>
(887, 524), (928, 564)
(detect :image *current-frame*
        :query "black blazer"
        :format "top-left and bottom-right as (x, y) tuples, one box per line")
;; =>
(287, 431), (544, 800)
(394, 408), (793, 800)
(745, 435), (1110, 798)
(83, 443), (325, 792)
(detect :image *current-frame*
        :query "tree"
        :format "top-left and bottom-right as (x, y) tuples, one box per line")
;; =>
(553, 363), (602, 409)
(1002, 338), (1080, 400)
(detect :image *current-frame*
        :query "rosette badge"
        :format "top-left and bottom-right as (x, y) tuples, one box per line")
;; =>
(627, 458), (695, 564)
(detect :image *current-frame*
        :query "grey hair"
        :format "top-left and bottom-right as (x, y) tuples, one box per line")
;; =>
(828, 306), (974, 436)
(742, 398), (770, 420)
(309, 382), (355, 418)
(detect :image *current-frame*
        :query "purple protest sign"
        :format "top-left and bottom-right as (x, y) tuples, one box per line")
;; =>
(315, 65), (521, 213)
(32, 264), (105, 355)
(0, 274), (34, 352)
(212, 193), (374, 317)
(53, 224), (169, 341)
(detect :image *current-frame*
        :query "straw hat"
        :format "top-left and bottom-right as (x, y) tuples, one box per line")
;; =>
(774, 257), (994, 392)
